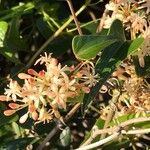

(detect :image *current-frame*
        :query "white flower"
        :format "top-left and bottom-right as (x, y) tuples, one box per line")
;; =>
(4, 79), (22, 101)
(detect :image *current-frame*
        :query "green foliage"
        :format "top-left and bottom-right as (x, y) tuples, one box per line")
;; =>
(72, 35), (117, 60)
(78, 20), (144, 111)
(0, 0), (149, 149)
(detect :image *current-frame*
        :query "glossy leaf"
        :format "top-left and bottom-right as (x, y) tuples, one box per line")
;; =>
(72, 35), (117, 60)
(82, 37), (144, 111)
(107, 19), (126, 41)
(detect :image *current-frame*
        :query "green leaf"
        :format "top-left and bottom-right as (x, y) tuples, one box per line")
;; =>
(109, 113), (150, 129)
(59, 127), (71, 147)
(107, 19), (126, 41)
(128, 37), (144, 55)
(82, 38), (143, 111)
(5, 15), (27, 51)
(0, 21), (8, 47)
(72, 35), (117, 60)
(109, 113), (136, 127)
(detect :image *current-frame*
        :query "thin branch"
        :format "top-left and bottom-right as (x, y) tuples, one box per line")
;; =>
(66, 0), (83, 35)
(80, 127), (150, 150)
(37, 121), (61, 150)
(122, 128), (150, 135)
(75, 132), (120, 150)
(37, 103), (81, 150)
(64, 103), (80, 121)
(82, 117), (150, 147)
(25, 1), (89, 70)
(100, 90), (120, 140)
(119, 117), (150, 127)
(96, 9), (109, 33)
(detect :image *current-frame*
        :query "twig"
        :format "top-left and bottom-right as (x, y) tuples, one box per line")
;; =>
(96, 9), (109, 33)
(122, 128), (150, 135)
(82, 117), (150, 147)
(37, 103), (81, 150)
(100, 90), (120, 139)
(25, 1), (90, 70)
(80, 127), (150, 150)
(64, 103), (80, 121)
(37, 121), (61, 150)
(75, 132), (120, 150)
(66, 0), (83, 35)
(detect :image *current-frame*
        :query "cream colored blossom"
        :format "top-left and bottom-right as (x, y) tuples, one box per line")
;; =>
(1, 53), (97, 124)
(4, 79), (22, 101)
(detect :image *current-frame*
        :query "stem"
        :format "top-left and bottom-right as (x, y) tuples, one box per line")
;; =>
(122, 128), (150, 135)
(96, 9), (108, 33)
(26, 2), (87, 69)
(37, 103), (81, 150)
(82, 117), (150, 147)
(37, 121), (61, 150)
(76, 132), (120, 150)
(66, 0), (83, 35)
(100, 90), (120, 140)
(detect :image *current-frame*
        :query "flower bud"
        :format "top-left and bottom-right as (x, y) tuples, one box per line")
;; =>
(32, 111), (38, 120)
(18, 73), (31, 79)
(0, 95), (10, 101)
(9, 103), (20, 109)
(28, 69), (38, 76)
(19, 113), (28, 124)
(4, 110), (16, 116)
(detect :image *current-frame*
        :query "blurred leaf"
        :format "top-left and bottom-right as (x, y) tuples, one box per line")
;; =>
(72, 35), (117, 60)
(95, 117), (105, 129)
(10, 64), (25, 79)
(2, 137), (38, 150)
(0, 124), (15, 146)
(0, 103), (19, 126)
(59, 127), (71, 147)
(134, 56), (150, 78)
(36, 17), (53, 39)
(5, 15), (27, 51)
(107, 19), (125, 41)
(0, 47), (21, 64)
(46, 34), (73, 57)
(0, 113), (18, 127)
(0, 21), (8, 47)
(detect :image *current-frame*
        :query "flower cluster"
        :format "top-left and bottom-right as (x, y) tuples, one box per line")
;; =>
(102, 0), (150, 67)
(100, 64), (150, 120)
(0, 53), (98, 124)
